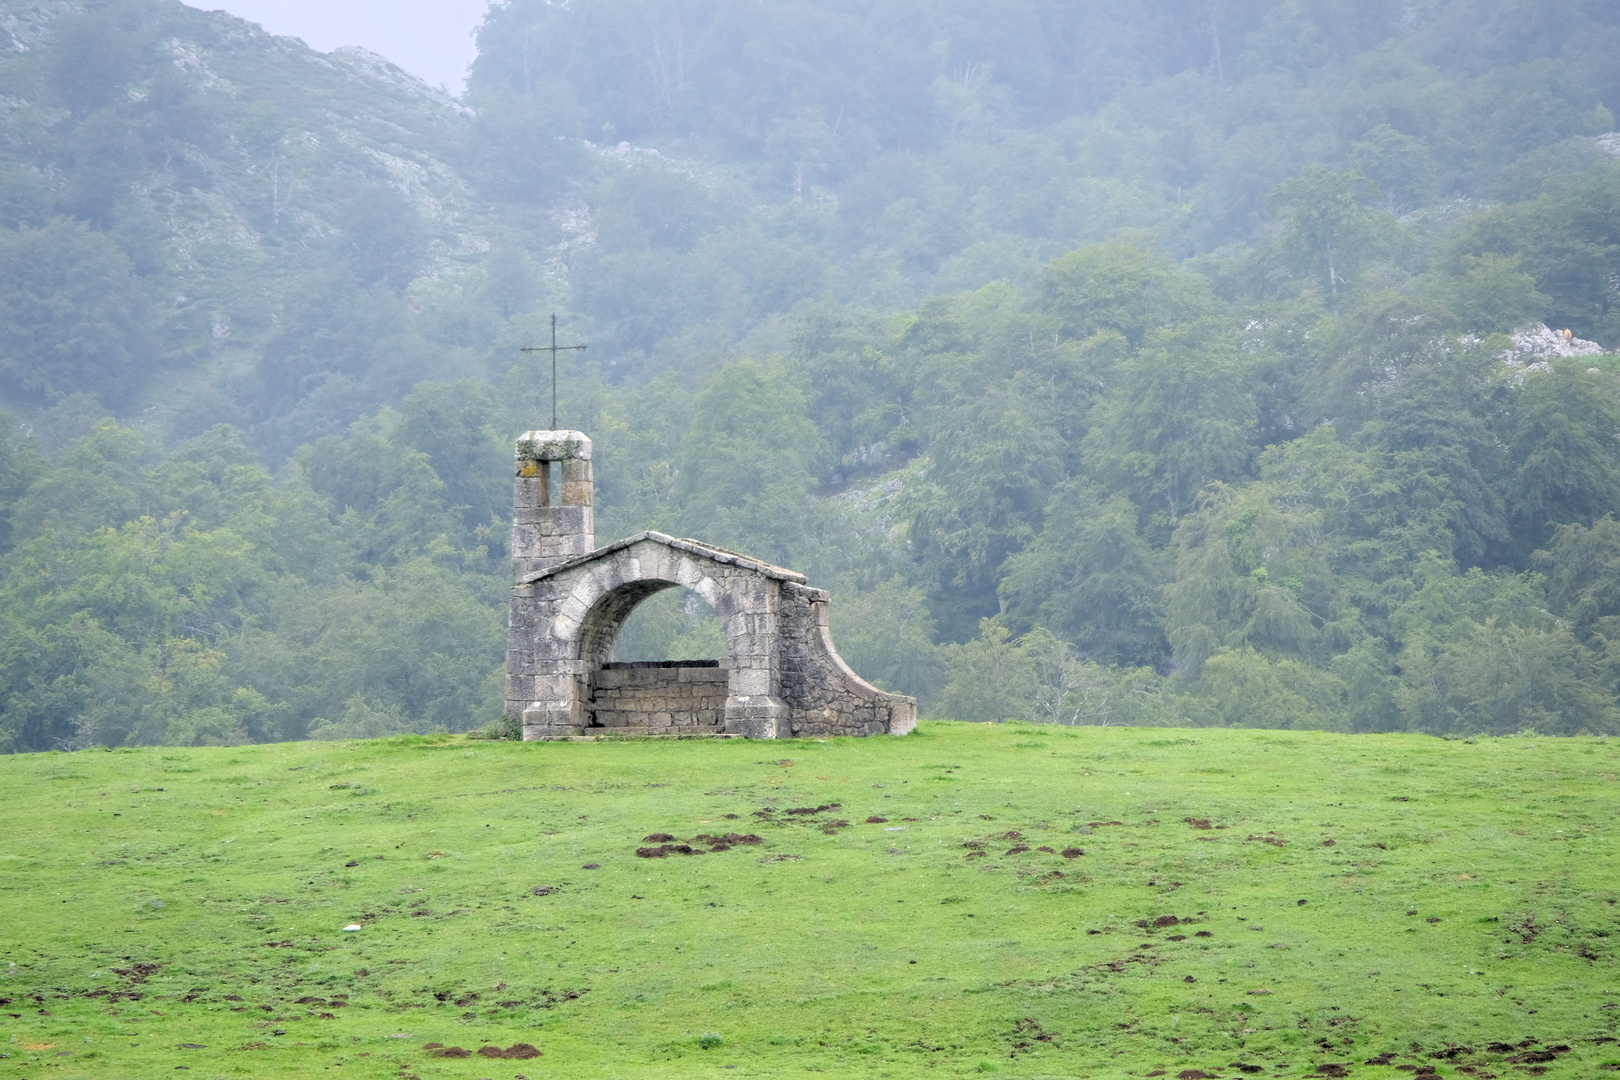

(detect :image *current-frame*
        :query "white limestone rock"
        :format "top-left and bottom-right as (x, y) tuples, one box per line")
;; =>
(1498, 324), (1608, 382)
(1502, 323), (1605, 363)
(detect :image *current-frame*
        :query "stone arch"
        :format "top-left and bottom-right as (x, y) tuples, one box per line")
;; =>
(570, 573), (746, 736)
(611, 583), (729, 663)
(515, 535), (789, 738)
(510, 526), (915, 740)
(552, 547), (772, 669)
(578, 579), (681, 669)
(576, 576), (731, 672)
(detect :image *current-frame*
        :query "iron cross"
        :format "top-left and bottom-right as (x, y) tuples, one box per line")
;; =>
(521, 314), (588, 430)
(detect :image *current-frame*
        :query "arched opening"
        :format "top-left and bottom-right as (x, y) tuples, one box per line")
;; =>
(612, 586), (727, 662)
(576, 580), (734, 735)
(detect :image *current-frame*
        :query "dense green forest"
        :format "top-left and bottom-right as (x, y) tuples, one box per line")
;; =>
(2, 0), (1620, 751)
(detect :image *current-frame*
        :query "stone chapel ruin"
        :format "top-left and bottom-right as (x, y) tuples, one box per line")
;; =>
(505, 430), (916, 740)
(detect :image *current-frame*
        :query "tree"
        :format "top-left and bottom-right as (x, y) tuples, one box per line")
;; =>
(1536, 516), (1620, 698)
(1021, 627), (1118, 726)
(233, 103), (308, 229)
(674, 358), (827, 566)
(1319, 292), (1460, 430)
(46, 7), (146, 118)
(469, 90), (588, 207)
(253, 270), (418, 424)
(829, 577), (945, 705)
(8, 419), (149, 540)
(0, 615), (135, 753)
(612, 586), (726, 663)
(481, 244), (543, 321)
(765, 107), (838, 199)
(232, 557), (505, 738)
(1038, 239), (1210, 348)
(999, 483), (1170, 669)
(1082, 320), (1255, 535)
(1163, 487), (1322, 680)
(134, 638), (288, 747)
(333, 183), (426, 292)
(0, 219), (155, 405)
(290, 417), (461, 567)
(1358, 359), (1510, 567)
(901, 369), (1067, 638)
(1395, 618), (1615, 736)
(1440, 165), (1620, 345)
(0, 412), (41, 555)
(1422, 254), (1549, 335)
(1538, 516), (1620, 646)
(937, 620), (1033, 723)
(1184, 646), (1346, 730)
(1265, 165), (1386, 302)
(1503, 364), (1620, 554)
(1350, 125), (1436, 214)
(394, 381), (512, 547)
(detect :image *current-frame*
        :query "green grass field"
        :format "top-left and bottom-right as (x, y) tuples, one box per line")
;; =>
(1, 723), (1617, 1080)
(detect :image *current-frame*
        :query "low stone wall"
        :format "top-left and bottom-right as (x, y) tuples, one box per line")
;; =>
(587, 660), (729, 733)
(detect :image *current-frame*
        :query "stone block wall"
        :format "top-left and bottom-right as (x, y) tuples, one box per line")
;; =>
(510, 534), (917, 739)
(510, 430), (594, 581)
(587, 660), (729, 733)
(778, 582), (918, 737)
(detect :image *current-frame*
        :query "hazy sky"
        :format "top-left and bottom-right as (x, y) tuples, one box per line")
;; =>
(184, 0), (490, 92)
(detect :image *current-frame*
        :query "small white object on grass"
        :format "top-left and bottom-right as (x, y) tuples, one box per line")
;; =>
(342, 923), (362, 932)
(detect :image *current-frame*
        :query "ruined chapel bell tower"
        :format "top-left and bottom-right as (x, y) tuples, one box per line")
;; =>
(510, 430), (595, 580)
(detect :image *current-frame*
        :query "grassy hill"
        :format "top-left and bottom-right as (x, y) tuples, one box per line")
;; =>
(0, 723), (1616, 1079)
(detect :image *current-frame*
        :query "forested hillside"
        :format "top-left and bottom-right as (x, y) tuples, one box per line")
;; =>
(3, 0), (1620, 751)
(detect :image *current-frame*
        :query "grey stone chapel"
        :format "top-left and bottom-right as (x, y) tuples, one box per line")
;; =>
(503, 430), (917, 740)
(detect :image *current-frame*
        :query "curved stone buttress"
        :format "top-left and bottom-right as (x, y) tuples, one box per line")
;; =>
(505, 430), (915, 740)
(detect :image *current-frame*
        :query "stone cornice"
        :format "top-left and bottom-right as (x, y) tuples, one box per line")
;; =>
(517, 531), (807, 586)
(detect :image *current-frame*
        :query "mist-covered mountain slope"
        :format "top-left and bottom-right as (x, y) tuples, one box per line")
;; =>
(3, 0), (1620, 753)
(0, 0), (491, 453)
(7, 0), (1620, 446)
(468, 0), (1620, 362)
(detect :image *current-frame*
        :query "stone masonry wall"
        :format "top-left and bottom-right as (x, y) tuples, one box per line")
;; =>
(778, 582), (918, 738)
(512, 533), (796, 739)
(510, 430), (594, 583)
(587, 661), (729, 733)
(507, 430), (596, 726)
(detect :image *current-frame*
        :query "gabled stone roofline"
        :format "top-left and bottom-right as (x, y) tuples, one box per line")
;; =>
(517, 530), (808, 586)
